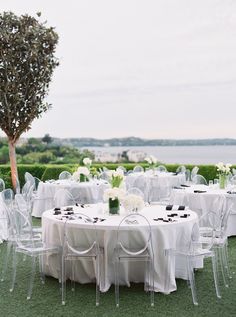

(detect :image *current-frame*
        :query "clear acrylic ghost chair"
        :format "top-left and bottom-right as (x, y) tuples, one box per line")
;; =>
(200, 195), (233, 288)
(0, 178), (5, 192)
(132, 175), (150, 203)
(117, 166), (127, 174)
(185, 169), (191, 182)
(232, 168), (236, 176)
(15, 194), (42, 235)
(10, 206), (60, 299)
(0, 189), (15, 282)
(24, 172), (36, 190)
(99, 171), (110, 181)
(126, 187), (145, 200)
(114, 213), (154, 307)
(59, 171), (72, 180)
(21, 181), (35, 212)
(156, 165), (167, 173)
(191, 166), (199, 181)
(61, 213), (101, 306)
(165, 219), (221, 306)
(192, 175), (208, 185)
(230, 175), (236, 186)
(54, 189), (76, 208)
(176, 165), (186, 174)
(133, 165), (144, 173)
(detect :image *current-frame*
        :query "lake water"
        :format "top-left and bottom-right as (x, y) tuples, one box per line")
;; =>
(84, 146), (236, 165)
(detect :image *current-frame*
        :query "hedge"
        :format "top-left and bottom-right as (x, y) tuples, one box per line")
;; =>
(0, 163), (234, 189)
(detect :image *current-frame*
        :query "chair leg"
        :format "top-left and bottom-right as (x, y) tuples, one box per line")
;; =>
(211, 254), (221, 299)
(95, 256), (100, 307)
(1, 241), (12, 282)
(114, 259), (120, 307)
(9, 249), (17, 292)
(218, 248), (229, 288)
(61, 257), (66, 305)
(222, 245), (232, 279)
(71, 260), (75, 292)
(39, 254), (45, 284)
(150, 259), (154, 307)
(27, 256), (36, 300)
(187, 257), (198, 305)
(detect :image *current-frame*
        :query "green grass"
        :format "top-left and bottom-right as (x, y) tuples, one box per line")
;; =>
(0, 219), (236, 317)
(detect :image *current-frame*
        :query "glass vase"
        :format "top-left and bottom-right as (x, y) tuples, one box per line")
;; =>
(219, 174), (227, 189)
(109, 198), (120, 215)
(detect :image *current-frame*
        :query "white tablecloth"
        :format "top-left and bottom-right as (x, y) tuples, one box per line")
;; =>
(32, 180), (110, 218)
(170, 184), (236, 236)
(42, 204), (198, 293)
(125, 172), (186, 202)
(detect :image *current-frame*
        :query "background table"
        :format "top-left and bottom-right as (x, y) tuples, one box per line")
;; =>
(125, 172), (186, 202)
(42, 204), (198, 293)
(170, 184), (236, 236)
(32, 179), (109, 218)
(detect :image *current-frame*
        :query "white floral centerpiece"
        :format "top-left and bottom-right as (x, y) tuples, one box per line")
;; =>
(122, 194), (145, 214)
(83, 157), (92, 168)
(144, 155), (157, 170)
(72, 166), (90, 183)
(103, 169), (125, 214)
(215, 162), (232, 189)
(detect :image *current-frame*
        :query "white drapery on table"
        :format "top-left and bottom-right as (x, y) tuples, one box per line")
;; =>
(170, 184), (236, 236)
(42, 204), (198, 293)
(32, 180), (110, 218)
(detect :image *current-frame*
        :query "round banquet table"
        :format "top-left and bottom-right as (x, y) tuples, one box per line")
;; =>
(42, 204), (198, 293)
(125, 172), (186, 202)
(170, 184), (236, 236)
(32, 179), (110, 218)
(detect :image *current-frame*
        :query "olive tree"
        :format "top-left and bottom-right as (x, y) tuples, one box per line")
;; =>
(0, 12), (59, 189)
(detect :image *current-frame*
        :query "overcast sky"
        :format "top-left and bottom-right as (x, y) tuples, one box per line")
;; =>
(1, 0), (236, 139)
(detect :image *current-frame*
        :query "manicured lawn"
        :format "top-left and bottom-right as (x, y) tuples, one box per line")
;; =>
(0, 218), (235, 317)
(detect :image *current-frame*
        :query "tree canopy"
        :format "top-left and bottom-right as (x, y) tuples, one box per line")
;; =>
(0, 11), (59, 143)
(0, 11), (59, 188)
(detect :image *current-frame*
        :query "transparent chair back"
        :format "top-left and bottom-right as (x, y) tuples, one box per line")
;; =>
(132, 175), (149, 202)
(191, 166), (199, 181)
(1, 188), (14, 208)
(15, 177), (21, 194)
(0, 178), (5, 192)
(59, 171), (72, 180)
(176, 165), (186, 174)
(156, 165), (167, 173)
(192, 174), (208, 185)
(117, 166), (127, 174)
(34, 177), (41, 191)
(133, 165), (144, 173)
(99, 171), (110, 181)
(126, 187), (145, 200)
(114, 213), (154, 307)
(54, 189), (76, 207)
(24, 172), (36, 190)
(61, 213), (100, 306)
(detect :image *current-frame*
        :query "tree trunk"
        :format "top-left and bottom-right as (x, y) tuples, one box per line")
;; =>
(8, 140), (18, 191)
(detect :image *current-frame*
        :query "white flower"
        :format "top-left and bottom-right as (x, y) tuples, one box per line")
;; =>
(103, 187), (126, 202)
(122, 194), (145, 213)
(83, 157), (92, 166)
(215, 162), (232, 175)
(77, 166), (90, 176)
(72, 171), (80, 181)
(145, 157), (152, 164)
